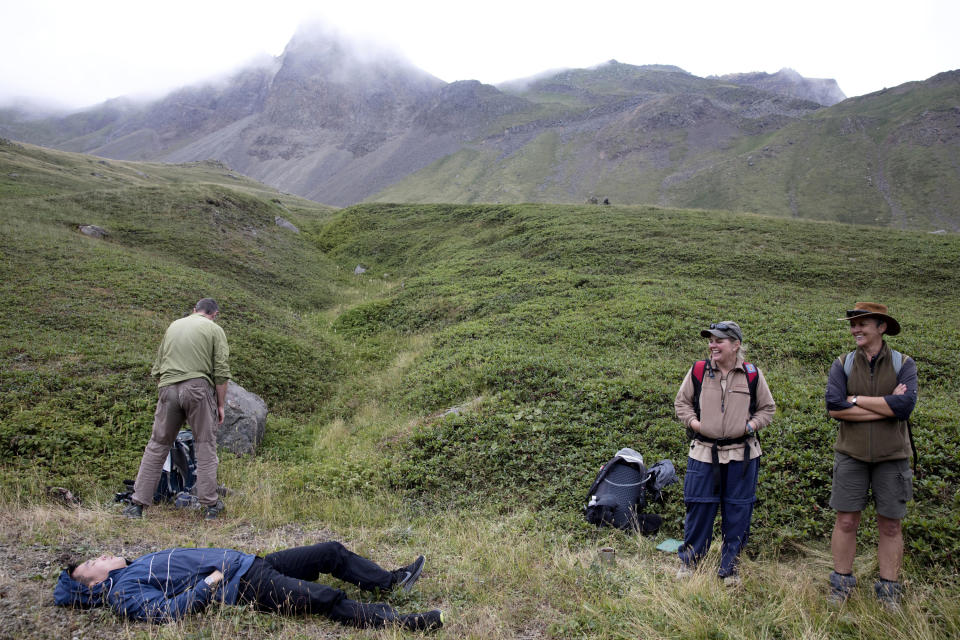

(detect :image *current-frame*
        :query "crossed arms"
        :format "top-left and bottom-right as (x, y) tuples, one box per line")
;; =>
(825, 357), (918, 422)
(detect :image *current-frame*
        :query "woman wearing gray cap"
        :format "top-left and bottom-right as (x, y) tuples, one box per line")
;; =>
(674, 321), (776, 584)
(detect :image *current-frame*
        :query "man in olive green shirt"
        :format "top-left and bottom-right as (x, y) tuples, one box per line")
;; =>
(124, 298), (231, 521)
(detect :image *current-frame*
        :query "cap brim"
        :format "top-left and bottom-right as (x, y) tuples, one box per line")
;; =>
(701, 328), (741, 340)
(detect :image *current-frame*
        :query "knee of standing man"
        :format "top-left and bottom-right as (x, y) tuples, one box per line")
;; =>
(876, 515), (902, 538)
(834, 512), (860, 535)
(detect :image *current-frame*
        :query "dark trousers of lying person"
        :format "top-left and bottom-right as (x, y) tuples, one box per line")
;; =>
(240, 542), (408, 622)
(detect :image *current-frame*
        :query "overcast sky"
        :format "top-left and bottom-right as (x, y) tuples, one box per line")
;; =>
(1, 0), (957, 111)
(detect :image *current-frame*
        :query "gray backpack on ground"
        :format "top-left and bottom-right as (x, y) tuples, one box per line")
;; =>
(584, 447), (677, 534)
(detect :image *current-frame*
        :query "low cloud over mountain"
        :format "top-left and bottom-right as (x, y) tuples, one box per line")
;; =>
(2, 25), (958, 230)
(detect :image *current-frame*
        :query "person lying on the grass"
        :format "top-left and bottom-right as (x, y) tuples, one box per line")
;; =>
(54, 541), (443, 631)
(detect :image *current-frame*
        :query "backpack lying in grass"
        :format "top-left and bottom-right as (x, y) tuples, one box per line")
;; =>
(584, 448), (678, 535)
(114, 430), (197, 507)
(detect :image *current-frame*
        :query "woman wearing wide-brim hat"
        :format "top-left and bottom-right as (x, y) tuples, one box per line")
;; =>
(825, 301), (918, 611)
(836, 301), (901, 336)
(674, 321), (776, 584)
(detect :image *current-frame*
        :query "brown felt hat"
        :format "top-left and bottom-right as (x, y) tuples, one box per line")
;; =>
(839, 302), (901, 336)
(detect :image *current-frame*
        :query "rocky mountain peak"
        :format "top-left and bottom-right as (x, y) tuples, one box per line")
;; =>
(4, 29), (952, 227)
(277, 22), (440, 90)
(265, 21), (443, 129)
(716, 68), (847, 106)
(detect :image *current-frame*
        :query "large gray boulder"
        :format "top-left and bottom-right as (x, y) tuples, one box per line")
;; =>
(79, 224), (108, 238)
(218, 381), (268, 456)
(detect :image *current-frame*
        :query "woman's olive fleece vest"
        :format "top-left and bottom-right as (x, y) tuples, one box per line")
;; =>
(835, 343), (911, 462)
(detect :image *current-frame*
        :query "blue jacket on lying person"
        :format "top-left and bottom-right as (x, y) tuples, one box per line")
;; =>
(55, 542), (441, 631)
(55, 548), (254, 622)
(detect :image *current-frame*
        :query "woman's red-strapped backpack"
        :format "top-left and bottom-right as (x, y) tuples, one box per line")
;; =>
(687, 360), (758, 441)
(687, 361), (761, 494)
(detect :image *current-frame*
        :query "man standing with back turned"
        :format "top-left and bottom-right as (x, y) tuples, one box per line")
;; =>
(825, 302), (917, 611)
(124, 298), (231, 521)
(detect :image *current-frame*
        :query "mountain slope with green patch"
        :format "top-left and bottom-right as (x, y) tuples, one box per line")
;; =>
(313, 202), (960, 569)
(372, 68), (960, 231)
(4, 28), (958, 231)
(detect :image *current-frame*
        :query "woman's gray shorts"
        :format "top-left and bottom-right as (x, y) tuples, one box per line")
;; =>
(830, 452), (913, 519)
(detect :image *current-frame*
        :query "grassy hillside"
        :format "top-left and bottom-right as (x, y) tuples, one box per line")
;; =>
(0, 139), (344, 492)
(315, 203), (960, 562)
(8, 64), (959, 230)
(1, 141), (958, 638)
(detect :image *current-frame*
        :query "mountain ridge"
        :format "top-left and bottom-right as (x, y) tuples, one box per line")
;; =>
(2, 26), (958, 229)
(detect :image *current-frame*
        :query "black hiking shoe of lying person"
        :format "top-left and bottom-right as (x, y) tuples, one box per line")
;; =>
(399, 609), (444, 631)
(393, 555), (425, 592)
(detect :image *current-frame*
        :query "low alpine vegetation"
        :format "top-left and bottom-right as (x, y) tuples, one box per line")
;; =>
(1, 142), (958, 638)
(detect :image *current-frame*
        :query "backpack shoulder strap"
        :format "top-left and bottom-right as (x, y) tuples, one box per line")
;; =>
(842, 349), (903, 376)
(890, 349), (903, 375)
(742, 361), (759, 415)
(692, 360), (707, 382)
(586, 458), (615, 501)
(690, 360), (707, 422)
(843, 351), (855, 377)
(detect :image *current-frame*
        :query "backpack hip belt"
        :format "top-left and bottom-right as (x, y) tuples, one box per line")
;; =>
(693, 432), (752, 495)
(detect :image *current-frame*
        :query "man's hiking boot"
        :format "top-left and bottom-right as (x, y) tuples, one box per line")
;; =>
(827, 571), (857, 606)
(121, 503), (144, 519)
(399, 609), (443, 631)
(675, 564), (693, 579)
(393, 555), (425, 592)
(874, 578), (903, 613)
(203, 499), (225, 521)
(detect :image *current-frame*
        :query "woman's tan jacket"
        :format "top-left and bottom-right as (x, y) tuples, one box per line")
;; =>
(675, 354), (776, 464)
